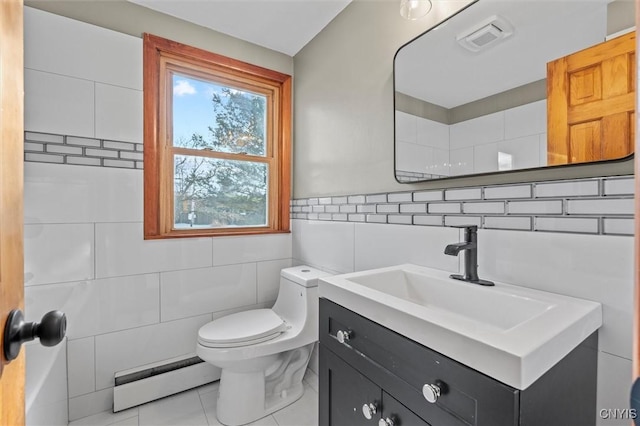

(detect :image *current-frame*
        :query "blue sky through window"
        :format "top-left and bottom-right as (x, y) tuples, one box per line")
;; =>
(172, 73), (224, 145)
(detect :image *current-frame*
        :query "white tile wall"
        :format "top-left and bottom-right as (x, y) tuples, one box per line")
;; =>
(507, 200), (563, 215)
(535, 180), (600, 198)
(294, 220), (355, 273)
(397, 101), (547, 176)
(449, 147), (474, 176)
(416, 116), (449, 150)
(25, 274), (160, 339)
(413, 190), (443, 202)
(95, 83), (143, 143)
(567, 199), (634, 215)
(497, 135), (540, 170)
(604, 178), (634, 196)
(160, 263), (257, 322)
(24, 162), (143, 224)
(444, 215), (482, 227)
(396, 141), (431, 174)
(26, 341), (68, 426)
(603, 218), (634, 236)
(484, 216), (532, 230)
(445, 188), (482, 200)
(24, 223), (95, 286)
(534, 217), (600, 234)
(25, 7), (142, 90)
(212, 234), (292, 266)
(484, 184), (532, 199)
(450, 111), (504, 149)
(24, 69), (95, 137)
(67, 338), (96, 398)
(504, 100), (547, 140)
(473, 142), (498, 173)
(478, 230), (633, 359)
(95, 222), (213, 278)
(353, 222), (459, 272)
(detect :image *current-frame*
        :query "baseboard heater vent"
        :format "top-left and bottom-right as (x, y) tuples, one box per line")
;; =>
(113, 354), (221, 412)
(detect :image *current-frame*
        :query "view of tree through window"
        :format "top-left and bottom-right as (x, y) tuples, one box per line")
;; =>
(144, 33), (290, 239)
(172, 74), (268, 229)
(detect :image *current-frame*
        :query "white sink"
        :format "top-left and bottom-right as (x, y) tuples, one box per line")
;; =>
(319, 264), (602, 390)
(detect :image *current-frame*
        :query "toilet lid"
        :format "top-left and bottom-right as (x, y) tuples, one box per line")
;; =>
(198, 309), (287, 347)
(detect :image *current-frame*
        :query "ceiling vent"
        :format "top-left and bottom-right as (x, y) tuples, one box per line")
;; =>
(457, 15), (514, 53)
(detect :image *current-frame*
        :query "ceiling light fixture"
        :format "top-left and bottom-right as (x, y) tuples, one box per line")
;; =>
(400, 0), (432, 20)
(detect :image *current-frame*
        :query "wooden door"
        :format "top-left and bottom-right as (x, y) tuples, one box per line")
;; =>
(0, 0), (25, 425)
(548, 31), (636, 165)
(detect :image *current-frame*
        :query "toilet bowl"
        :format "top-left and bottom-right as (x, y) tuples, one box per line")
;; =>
(196, 265), (330, 426)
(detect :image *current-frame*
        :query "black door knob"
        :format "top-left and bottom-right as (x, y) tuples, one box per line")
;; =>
(3, 309), (66, 361)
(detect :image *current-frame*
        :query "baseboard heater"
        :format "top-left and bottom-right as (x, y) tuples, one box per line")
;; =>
(113, 354), (221, 412)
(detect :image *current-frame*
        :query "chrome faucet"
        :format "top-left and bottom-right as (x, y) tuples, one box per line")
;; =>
(444, 225), (494, 286)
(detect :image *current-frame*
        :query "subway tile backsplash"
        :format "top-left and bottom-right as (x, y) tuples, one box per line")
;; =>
(25, 131), (143, 169)
(293, 177), (635, 236)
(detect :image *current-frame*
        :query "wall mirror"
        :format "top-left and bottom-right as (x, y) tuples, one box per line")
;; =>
(394, 0), (635, 183)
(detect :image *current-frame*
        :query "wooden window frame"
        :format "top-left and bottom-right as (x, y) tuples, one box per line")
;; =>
(143, 34), (291, 239)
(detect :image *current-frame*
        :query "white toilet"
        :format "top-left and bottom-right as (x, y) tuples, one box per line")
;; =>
(196, 265), (330, 426)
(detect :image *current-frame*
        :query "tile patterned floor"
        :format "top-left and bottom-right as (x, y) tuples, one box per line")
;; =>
(68, 370), (319, 426)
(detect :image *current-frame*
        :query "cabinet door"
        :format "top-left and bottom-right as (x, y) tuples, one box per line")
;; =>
(320, 345), (381, 426)
(381, 391), (431, 426)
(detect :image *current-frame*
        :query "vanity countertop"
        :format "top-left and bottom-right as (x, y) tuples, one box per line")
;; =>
(318, 263), (602, 390)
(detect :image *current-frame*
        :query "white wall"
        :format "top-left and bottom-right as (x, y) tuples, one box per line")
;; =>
(23, 7), (293, 423)
(396, 100), (548, 178)
(293, 219), (633, 425)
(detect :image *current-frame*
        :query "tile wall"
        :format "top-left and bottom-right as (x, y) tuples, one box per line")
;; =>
(292, 217), (633, 426)
(395, 100), (547, 177)
(23, 7), (293, 424)
(291, 176), (634, 236)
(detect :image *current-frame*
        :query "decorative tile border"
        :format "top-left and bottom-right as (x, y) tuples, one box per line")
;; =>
(24, 131), (143, 169)
(24, 132), (635, 236)
(291, 177), (635, 236)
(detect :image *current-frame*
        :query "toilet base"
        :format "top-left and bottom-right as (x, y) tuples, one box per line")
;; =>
(215, 344), (312, 426)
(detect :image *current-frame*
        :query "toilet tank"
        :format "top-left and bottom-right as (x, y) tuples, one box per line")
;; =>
(281, 265), (331, 288)
(272, 266), (331, 338)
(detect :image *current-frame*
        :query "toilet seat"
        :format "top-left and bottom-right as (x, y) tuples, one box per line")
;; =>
(198, 309), (287, 348)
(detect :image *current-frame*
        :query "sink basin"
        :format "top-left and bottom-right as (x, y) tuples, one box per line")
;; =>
(319, 264), (602, 390)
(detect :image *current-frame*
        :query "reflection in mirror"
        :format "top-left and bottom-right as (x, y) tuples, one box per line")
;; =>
(394, 0), (635, 182)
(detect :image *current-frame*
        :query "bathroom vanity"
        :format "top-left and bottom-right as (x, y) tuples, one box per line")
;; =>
(317, 265), (602, 426)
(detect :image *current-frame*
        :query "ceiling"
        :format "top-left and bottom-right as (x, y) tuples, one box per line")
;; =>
(395, 0), (611, 108)
(127, 0), (352, 56)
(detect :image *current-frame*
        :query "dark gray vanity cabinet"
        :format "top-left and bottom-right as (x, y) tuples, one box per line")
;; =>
(319, 298), (598, 426)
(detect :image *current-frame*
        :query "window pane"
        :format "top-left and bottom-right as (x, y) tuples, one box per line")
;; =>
(172, 73), (267, 156)
(174, 155), (268, 229)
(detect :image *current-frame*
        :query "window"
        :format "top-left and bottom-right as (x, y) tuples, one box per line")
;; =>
(143, 34), (291, 239)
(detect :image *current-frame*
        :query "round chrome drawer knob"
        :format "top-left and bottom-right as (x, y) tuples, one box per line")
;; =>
(422, 383), (441, 403)
(336, 330), (351, 344)
(362, 402), (378, 420)
(378, 417), (395, 426)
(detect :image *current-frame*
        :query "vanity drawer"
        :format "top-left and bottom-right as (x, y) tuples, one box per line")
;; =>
(319, 298), (519, 426)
